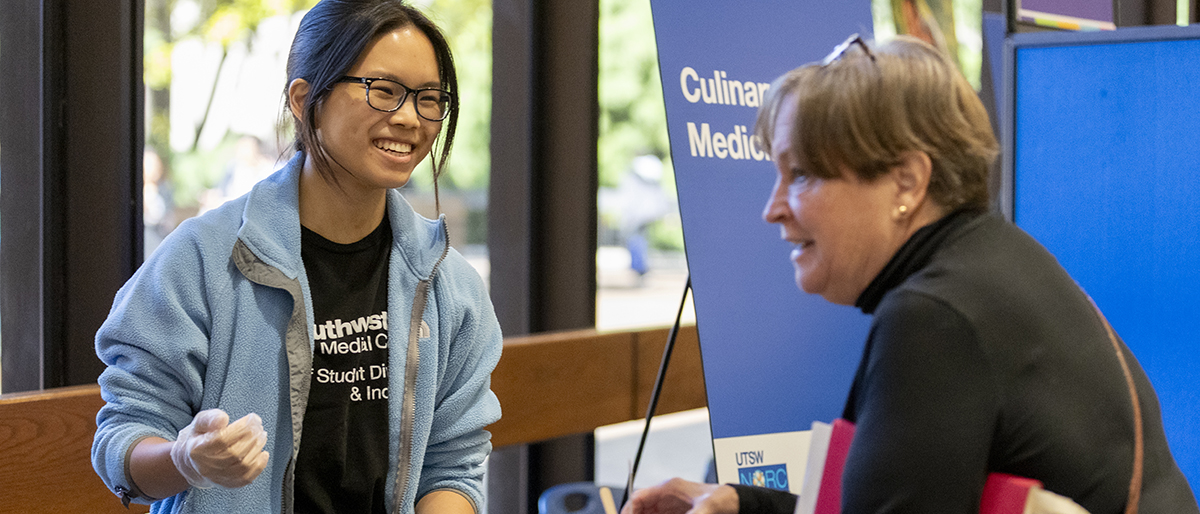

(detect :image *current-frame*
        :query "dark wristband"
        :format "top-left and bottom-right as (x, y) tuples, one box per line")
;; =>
(729, 483), (798, 514)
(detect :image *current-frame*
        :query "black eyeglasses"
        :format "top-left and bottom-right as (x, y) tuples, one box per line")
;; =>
(821, 33), (876, 67)
(337, 76), (454, 122)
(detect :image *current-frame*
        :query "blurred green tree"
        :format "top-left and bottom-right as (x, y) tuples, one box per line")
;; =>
(598, 0), (681, 252)
(409, 0), (493, 191)
(598, 0), (672, 190)
(144, 0), (320, 209)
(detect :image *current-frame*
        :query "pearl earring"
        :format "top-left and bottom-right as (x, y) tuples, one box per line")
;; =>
(896, 205), (909, 216)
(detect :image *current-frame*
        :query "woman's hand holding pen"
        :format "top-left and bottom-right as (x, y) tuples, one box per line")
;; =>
(621, 478), (739, 514)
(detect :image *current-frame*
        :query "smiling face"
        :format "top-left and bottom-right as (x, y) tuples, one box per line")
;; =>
(761, 96), (911, 306)
(306, 26), (443, 193)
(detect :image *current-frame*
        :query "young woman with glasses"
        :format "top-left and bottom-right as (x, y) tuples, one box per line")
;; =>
(92, 2), (501, 513)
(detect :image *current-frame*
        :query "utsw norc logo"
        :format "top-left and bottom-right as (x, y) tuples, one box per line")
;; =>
(735, 450), (789, 491)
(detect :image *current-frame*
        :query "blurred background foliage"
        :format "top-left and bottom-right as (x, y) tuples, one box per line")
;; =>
(874, 0), (983, 89)
(598, 0), (680, 251)
(144, 0), (681, 249)
(598, 0), (672, 190)
(143, 0), (494, 210)
(144, 0), (320, 213)
(407, 0), (492, 191)
(142, 0), (977, 254)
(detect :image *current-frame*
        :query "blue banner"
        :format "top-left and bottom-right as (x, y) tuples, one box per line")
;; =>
(649, 1), (874, 441)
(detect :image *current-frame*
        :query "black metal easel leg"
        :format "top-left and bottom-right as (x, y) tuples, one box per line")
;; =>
(618, 275), (693, 510)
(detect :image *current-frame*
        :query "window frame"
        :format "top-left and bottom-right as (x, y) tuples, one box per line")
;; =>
(1, 0), (143, 392)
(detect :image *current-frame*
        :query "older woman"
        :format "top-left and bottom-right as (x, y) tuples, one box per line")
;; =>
(622, 36), (1197, 514)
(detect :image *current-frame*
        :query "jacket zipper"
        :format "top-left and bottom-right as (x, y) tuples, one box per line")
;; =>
(231, 239), (309, 514)
(391, 220), (452, 514)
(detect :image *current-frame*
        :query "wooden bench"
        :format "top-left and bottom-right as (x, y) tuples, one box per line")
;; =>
(0, 384), (152, 512)
(490, 325), (705, 446)
(0, 325), (705, 512)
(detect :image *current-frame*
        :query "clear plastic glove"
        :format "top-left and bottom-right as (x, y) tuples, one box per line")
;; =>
(170, 409), (270, 489)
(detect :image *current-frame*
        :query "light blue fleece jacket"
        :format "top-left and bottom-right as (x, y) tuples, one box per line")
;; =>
(92, 153), (502, 514)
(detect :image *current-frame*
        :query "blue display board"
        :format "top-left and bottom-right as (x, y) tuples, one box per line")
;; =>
(648, 1), (873, 444)
(1005, 25), (1200, 491)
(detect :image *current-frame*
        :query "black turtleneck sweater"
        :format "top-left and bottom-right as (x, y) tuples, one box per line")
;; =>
(733, 211), (1197, 514)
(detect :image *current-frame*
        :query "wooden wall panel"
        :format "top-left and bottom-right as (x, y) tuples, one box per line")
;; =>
(0, 384), (149, 513)
(489, 329), (635, 447)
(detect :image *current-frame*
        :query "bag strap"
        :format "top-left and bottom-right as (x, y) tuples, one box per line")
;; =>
(1090, 300), (1144, 514)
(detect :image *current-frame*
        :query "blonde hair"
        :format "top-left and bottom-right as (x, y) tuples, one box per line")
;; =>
(755, 35), (998, 211)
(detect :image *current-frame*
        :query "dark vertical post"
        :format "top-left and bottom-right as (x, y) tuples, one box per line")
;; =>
(488, 0), (599, 512)
(488, 0), (598, 338)
(0, 0), (141, 392)
(1117, 0), (1149, 25)
(59, 0), (144, 387)
(1, 0), (49, 393)
(982, 0), (1004, 211)
(533, 0), (600, 334)
(489, 0), (536, 339)
(1148, 0), (1180, 24)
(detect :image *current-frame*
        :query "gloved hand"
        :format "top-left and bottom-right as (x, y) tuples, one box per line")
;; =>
(170, 409), (270, 489)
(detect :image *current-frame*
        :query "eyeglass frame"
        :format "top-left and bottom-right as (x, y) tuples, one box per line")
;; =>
(336, 75), (455, 122)
(821, 33), (876, 67)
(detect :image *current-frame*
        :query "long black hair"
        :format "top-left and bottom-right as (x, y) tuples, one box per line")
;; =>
(285, 0), (458, 206)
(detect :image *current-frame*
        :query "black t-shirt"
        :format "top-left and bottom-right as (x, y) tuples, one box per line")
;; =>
(295, 218), (392, 514)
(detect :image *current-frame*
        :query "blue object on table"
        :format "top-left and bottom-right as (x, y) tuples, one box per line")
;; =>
(538, 482), (626, 514)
